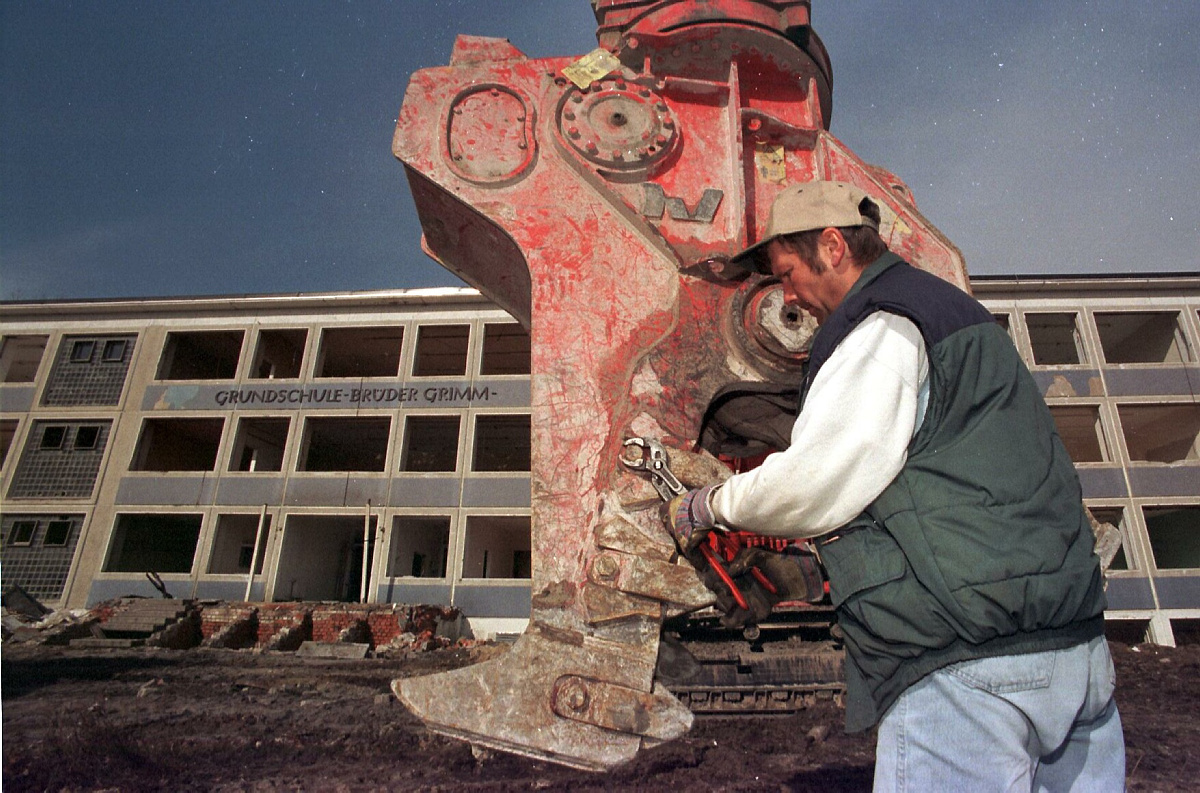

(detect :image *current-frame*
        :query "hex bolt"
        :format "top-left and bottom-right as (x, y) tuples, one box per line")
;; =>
(568, 126), (581, 139)
(563, 109), (575, 121)
(561, 680), (590, 713)
(571, 93), (583, 104)
(747, 118), (762, 131)
(585, 142), (599, 154)
(594, 554), (619, 580)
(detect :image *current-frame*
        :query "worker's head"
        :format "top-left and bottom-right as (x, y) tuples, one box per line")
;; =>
(731, 181), (887, 324)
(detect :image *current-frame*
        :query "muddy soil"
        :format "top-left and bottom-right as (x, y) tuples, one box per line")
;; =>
(3, 639), (1197, 791)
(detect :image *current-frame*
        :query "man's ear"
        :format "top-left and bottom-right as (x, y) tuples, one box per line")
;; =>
(819, 227), (848, 268)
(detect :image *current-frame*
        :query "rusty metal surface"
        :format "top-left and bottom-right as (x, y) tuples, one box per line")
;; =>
(391, 0), (969, 771)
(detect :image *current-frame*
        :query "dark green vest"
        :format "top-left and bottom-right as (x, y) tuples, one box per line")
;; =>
(802, 255), (1106, 732)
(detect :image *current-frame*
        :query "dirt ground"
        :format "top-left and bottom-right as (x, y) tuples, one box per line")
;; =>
(2, 638), (1197, 792)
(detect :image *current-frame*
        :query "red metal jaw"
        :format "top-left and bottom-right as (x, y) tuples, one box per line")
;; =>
(391, 0), (968, 771)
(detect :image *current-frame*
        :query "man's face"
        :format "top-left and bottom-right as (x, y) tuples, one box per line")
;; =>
(766, 237), (841, 325)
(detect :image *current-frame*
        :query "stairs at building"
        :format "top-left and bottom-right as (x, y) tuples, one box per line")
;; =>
(70, 598), (192, 648)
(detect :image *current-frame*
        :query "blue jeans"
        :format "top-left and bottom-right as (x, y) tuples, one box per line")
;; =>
(873, 636), (1125, 792)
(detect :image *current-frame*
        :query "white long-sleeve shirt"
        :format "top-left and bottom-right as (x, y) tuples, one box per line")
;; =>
(709, 311), (929, 538)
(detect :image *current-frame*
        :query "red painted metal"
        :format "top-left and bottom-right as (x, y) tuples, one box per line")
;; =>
(390, 0), (967, 770)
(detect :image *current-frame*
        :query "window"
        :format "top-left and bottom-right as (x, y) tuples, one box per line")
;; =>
(1048, 406), (1109, 463)
(43, 520), (72, 547)
(0, 335), (48, 382)
(131, 418), (225, 471)
(40, 425), (66, 449)
(104, 514), (202, 573)
(101, 339), (128, 362)
(70, 340), (95, 363)
(413, 324), (470, 377)
(299, 417), (390, 471)
(1, 420), (17, 468)
(1026, 313), (1086, 365)
(250, 329), (307, 379)
(472, 414), (531, 472)
(229, 417), (290, 472)
(315, 326), (403, 378)
(1095, 312), (1192, 364)
(991, 314), (1011, 333)
(1117, 404), (1200, 463)
(1088, 507), (1129, 571)
(74, 426), (101, 450)
(461, 515), (532, 579)
(388, 516), (451, 578)
(156, 331), (244, 380)
(480, 323), (531, 375)
(1143, 506), (1200, 570)
(208, 514), (269, 574)
(400, 416), (460, 472)
(9, 520), (36, 546)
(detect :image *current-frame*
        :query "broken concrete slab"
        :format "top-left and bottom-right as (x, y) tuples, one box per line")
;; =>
(296, 641), (370, 660)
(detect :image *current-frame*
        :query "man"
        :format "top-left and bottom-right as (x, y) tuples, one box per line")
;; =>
(667, 180), (1125, 790)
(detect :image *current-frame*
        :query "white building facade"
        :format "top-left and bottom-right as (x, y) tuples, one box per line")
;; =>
(2, 274), (1198, 644)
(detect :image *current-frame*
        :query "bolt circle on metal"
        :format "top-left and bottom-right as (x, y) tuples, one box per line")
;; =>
(557, 78), (679, 172)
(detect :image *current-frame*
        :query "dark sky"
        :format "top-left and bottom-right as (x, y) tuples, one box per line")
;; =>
(1, 1), (1197, 301)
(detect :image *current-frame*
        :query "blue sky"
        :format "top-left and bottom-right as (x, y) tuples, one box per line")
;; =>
(1, 1), (1197, 301)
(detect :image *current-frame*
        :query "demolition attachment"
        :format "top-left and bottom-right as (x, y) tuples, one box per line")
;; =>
(391, 0), (969, 771)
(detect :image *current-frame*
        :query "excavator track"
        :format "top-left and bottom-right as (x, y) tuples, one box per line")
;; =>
(661, 607), (846, 715)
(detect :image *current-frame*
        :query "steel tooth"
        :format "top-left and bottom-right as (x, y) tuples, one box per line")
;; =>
(392, 627), (662, 772)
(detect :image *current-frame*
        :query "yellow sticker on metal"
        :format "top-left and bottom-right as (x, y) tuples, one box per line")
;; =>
(562, 48), (622, 89)
(754, 143), (786, 184)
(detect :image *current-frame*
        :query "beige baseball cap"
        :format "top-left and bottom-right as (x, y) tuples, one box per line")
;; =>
(732, 180), (879, 272)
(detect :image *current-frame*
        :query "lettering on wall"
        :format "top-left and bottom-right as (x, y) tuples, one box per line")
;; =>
(212, 385), (495, 408)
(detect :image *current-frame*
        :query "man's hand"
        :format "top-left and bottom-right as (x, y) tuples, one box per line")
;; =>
(661, 484), (718, 554)
(726, 546), (825, 604)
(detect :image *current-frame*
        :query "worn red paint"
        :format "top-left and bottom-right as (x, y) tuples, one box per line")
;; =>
(391, 0), (969, 771)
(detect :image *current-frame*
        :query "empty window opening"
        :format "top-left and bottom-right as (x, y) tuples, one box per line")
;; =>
(299, 417), (390, 471)
(413, 324), (470, 377)
(480, 323), (531, 375)
(1049, 406), (1110, 463)
(0, 420), (16, 468)
(400, 416), (460, 472)
(315, 326), (403, 378)
(157, 331), (244, 380)
(70, 340), (95, 363)
(1105, 619), (1150, 645)
(1095, 311), (1192, 364)
(991, 314), (1011, 333)
(272, 514), (376, 602)
(73, 426), (101, 451)
(207, 514), (269, 574)
(0, 335), (49, 382)
(42, 519), (72, 547)
(461, 515), (532, 579)
(1026, 313), (1086, 366)
(251, 329), (307, 379)
(40, 425), (67, 450)
(388, 516), (450, 578)
(8, 520), (36, 546)
(1105, 312), (1195, 366)
(1088, 507), (1129, 571)
(101, 339), (128, 363)
(1118, 404), (1200, 463)
(104, 514), (202, 573)
(472, 414), (531, 472)
(1143, 505), (1200, 570)
(229, 417), (290, 472)
(131, 418), (224, 471)
(1172, 619), (1200, 646)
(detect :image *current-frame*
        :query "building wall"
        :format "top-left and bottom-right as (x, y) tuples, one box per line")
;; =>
(3, 277), (1199, 644)
(0, 290), (533, 624)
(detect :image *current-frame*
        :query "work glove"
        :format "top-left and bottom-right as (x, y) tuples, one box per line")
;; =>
(661, 484), (718, 554)
(725, 546), (826, 604)
(701, 562), (774, 629)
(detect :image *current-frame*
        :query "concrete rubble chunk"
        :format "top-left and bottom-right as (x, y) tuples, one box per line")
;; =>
(296, 641), (370, 660)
